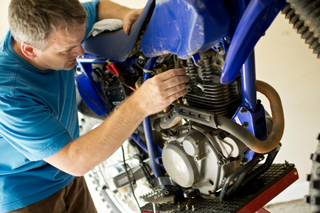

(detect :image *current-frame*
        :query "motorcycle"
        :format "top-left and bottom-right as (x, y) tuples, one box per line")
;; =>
(75, 0), (320, 212)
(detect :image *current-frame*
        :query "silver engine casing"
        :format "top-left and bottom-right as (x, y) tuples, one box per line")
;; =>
(162, 125), (247, 195)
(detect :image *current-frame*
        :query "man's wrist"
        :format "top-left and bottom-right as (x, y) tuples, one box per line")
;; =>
(126, 91), (149, 119)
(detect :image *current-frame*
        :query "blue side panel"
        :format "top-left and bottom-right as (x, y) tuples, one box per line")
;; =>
(76, 55), (110, 116)
(75, 73), (110, 116)
(140, 0), (230, 59)
(220, 0), (287, 84)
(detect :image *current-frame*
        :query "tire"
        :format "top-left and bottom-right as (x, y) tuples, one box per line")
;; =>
(305, 134), (320, 213)
(282, 2), (320, 59)
(79, 112), (152, 213)
(86, 174), (121, 213)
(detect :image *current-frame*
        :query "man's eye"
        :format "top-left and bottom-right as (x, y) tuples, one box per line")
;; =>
(64, 48), (73, 53)
(60, 49), (71, 55)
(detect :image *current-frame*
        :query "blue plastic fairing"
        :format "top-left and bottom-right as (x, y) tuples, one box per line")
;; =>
(140, 0), (230, 59)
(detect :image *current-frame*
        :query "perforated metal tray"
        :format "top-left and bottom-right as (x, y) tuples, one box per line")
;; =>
(141, 164), (298, 213)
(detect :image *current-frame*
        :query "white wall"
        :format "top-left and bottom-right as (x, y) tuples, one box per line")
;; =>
(1, 0), (318, 203)
(0, 1), (10, 38)
(255, 12), (320, 203)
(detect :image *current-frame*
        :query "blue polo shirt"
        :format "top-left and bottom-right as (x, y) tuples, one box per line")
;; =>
(0, 1), (99, 212)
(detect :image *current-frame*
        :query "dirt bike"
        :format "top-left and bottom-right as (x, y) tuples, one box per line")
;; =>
(75, 0), (320, 212)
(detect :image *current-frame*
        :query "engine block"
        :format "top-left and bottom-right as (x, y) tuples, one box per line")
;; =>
(162, 124), (247, 195)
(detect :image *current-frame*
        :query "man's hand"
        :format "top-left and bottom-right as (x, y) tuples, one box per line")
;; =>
(123, 8), (143, 34)
(97, 1), (143, 34)
(133, 68), (189, 116)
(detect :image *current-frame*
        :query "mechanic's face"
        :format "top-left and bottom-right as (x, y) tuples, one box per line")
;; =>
(33, 25), (86, 71)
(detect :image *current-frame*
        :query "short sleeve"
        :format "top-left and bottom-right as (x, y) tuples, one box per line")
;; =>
(0, 95), (73, 161)
(82, 0), (100, 40)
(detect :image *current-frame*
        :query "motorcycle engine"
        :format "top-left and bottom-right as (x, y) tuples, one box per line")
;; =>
(157, 50), (246, 195)
(162, 124), (247, 195)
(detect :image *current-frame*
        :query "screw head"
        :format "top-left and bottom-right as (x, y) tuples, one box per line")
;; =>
(216, 45), (224, 54)
(240, 108), (247, 113)
(242, 122), (248, 128)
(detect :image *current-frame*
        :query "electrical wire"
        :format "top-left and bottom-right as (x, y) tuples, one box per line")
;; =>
(121, 145), (142, 213)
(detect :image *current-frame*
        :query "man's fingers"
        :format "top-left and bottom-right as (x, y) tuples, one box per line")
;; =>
(158, 68), (187, 81)
(167, 88), (188, 103)
(123, 8), (143, 34)
(163, 75), (189, 89)
(162, 83), (188, 100)
(123, 24), (130, 34)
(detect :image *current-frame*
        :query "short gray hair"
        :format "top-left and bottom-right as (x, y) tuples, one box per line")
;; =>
(8, 0), (88, 50)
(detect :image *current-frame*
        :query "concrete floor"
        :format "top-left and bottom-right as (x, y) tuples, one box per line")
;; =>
(264, 199), (311, 213)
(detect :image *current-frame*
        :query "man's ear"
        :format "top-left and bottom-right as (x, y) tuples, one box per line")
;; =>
(20, 42), (37, 59)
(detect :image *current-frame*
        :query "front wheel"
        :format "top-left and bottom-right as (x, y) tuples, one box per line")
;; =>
(79, 112), (153, 213)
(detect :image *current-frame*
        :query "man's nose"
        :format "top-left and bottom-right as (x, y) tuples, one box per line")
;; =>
(73, 45), (85, 56)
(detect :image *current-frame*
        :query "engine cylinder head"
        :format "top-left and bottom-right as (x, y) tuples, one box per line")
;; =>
(183, 51), (242, 118)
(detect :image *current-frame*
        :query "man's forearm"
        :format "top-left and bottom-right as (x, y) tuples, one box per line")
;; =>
(45, 93), (147, 176)
(97, 0), (133, 21)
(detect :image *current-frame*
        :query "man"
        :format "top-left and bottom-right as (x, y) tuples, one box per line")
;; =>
(0, 0), (189, 212)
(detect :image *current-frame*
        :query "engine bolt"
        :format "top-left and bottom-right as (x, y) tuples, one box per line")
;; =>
(206, 116), (211, 122)
(164, 117), (168, 122)
(242, 122), (248, 128)
(186, 204), (189, 210)
(216, 45), (224, 54)
(192, 205), (195, 211)
(240, 108), (247, 113)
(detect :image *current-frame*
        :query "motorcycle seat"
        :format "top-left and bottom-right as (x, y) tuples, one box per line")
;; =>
(82, 0), (155, 62)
